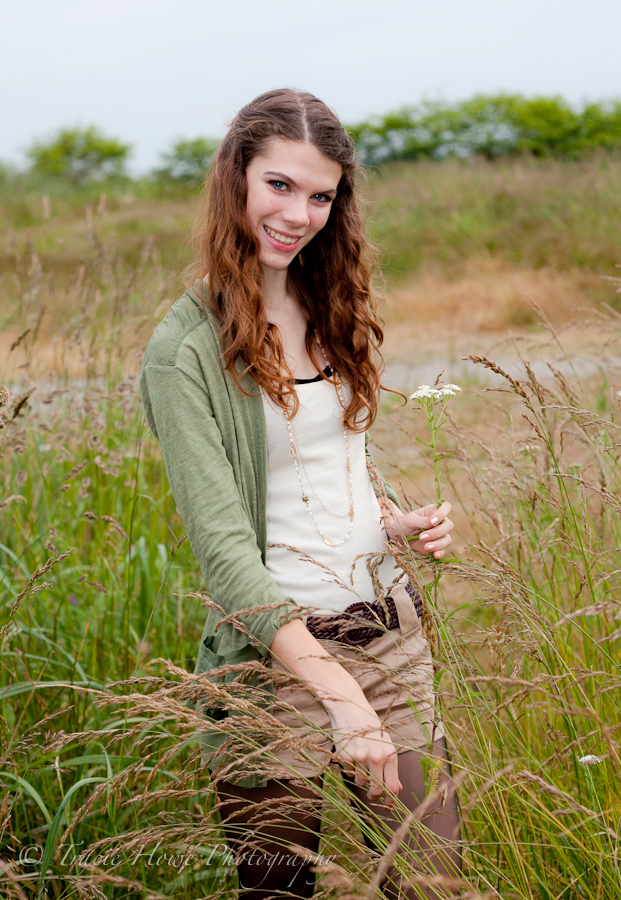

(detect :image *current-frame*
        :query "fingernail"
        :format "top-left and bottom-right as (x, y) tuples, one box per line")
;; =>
(426, 543), (436, 550)
(430, 516), (439, 525)
(419, 532), (429, 540)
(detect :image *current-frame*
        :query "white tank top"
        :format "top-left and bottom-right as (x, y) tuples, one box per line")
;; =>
(262, 379), (407, 616)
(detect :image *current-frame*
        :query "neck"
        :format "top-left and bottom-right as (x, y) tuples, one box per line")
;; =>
(261, 265), (295, 318)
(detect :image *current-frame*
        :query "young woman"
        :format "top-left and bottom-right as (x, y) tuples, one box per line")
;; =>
(140, 89), (461, 899)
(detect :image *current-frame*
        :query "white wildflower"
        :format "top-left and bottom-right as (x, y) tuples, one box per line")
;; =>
(578, 755), (605, 766)
(410, 383), (462, 402)
(438, 386), (461, 398)
(409, 385), (433, 400)
(616, 390), (621, 399)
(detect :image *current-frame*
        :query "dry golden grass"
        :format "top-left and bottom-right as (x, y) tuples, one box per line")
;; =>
(2, 251), (615, 383)
(384, 257), (604, 332)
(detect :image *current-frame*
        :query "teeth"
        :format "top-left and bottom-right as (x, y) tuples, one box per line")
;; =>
(265, 226), (299, 245)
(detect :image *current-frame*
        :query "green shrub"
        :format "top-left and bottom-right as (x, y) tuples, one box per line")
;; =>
(27, 126), (131, 183)
(154, 137), (219, 184)
(349, 94), (621, 165)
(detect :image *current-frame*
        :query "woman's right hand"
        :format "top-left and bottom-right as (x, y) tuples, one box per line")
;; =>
(270, 617), (402, 805)
(325, 694), (403, 804)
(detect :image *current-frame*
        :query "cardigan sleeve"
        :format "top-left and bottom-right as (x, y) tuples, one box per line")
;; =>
(140, 362), (303, 657)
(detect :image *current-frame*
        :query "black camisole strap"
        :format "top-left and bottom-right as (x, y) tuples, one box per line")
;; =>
(294, 365), (333, 385)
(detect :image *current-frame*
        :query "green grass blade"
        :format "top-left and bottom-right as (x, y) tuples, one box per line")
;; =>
(37, 776), (107, 900)
(0, 771), (53, 826)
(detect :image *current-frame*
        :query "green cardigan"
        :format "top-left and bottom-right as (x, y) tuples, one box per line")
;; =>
(139, 281), (401, 786)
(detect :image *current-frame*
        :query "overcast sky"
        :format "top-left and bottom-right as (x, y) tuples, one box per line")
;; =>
(2, 0), (620, 173)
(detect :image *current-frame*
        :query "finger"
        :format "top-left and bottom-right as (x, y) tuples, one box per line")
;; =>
(381, 751), (402, 802)
(365, 763), (386, 801)
(418, 518), (454, 544)
(404, 503), (452, 538)
(416, 503), (446, 518)
(427, 501), (452, 525)
(420, 538), (453, 559)
(422, 532), (453, 552)
(367, 781), (384, 801)
(354, 762), (371, 790)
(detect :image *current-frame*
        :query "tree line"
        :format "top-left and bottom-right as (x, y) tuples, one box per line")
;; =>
(348, 94), (621, 165)
(3, 93), (621, 186)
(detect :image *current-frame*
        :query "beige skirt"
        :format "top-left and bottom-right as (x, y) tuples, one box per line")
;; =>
(262, 583), (444, 781)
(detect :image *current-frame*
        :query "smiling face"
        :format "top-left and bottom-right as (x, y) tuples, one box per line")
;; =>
(244, 137), (342, 272)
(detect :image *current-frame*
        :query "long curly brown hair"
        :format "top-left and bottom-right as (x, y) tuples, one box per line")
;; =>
(187, 88), (385, 432)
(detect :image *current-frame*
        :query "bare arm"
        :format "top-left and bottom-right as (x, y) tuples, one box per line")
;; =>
(270, 618), (402, 803)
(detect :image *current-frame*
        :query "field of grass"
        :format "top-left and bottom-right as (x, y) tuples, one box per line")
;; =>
(2, 156), (621, 898)
(2, 154), (621, 372)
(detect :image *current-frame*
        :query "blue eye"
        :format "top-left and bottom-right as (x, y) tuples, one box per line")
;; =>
(313, 194), (331, 203)
(269, 180), (288, 191)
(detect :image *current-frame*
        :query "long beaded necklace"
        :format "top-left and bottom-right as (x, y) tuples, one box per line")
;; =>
(283, 338), (355, 548)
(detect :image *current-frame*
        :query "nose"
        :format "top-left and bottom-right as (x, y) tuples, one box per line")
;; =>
(283, 194), (310, 228)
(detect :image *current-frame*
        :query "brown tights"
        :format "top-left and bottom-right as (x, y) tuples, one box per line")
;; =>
(217, 738), (461, 900)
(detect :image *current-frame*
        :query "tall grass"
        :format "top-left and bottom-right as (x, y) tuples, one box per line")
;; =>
(1, 174), (621, 898)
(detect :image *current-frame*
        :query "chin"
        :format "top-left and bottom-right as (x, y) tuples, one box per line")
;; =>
(261, 253), (294, 271)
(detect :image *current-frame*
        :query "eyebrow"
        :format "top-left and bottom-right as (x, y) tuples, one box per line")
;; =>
(264, 171), (338, 195)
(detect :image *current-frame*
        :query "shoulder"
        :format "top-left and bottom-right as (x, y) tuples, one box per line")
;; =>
(141, 280), (221, 371)
(139, 282), (223, 439)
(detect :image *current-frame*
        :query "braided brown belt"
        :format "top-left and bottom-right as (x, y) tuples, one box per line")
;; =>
(306, 582), (423, 648)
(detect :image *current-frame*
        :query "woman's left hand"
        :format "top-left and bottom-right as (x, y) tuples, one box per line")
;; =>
(382, 500), (454, 560)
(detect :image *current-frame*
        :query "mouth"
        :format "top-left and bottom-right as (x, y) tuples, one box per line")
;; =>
(263, 224), (303, 251)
